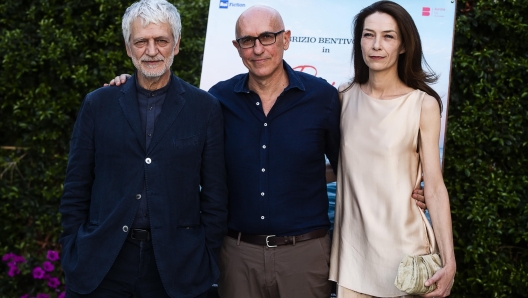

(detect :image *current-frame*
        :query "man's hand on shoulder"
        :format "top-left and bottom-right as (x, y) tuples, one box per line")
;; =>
(103, 74), (132, 87)
(413, 187), (426, 210)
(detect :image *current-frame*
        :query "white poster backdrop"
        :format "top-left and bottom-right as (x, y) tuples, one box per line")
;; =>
(199, 0), (456, 163)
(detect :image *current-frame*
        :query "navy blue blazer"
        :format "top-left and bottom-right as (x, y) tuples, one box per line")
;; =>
(59, 74), (228, 298)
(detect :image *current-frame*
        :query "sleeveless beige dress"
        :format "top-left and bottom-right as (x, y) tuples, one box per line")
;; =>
(329, 83), (437, 297)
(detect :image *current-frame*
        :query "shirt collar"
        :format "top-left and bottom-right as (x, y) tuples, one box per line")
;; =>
(233, 60), (306, 94)
(134, 72), (172, 97)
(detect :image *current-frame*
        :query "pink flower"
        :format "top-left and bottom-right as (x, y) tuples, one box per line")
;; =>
(47, 277), (61, 288)
(42, 261), (55, 272)
(8, 265), (20, 277)
(58, 292), (66, 298)
(33, 267), (45, 279)
(46, 250), (60, 261)
(2, 252), (16, 262)
(36, 294), (50, 298)
(20, 294), (30, 298)
(13, 255), (26, 263)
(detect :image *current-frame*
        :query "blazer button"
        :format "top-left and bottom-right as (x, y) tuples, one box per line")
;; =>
(135, 194), (141, 200)
(145, 158), (151, 164)
(123, 225), (129, 232)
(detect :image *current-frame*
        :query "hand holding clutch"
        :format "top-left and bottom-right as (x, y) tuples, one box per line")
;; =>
(394, 253), (442, 294)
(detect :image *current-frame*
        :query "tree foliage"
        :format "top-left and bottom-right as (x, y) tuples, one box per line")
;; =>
(0, 0), (209, 295)
(0, 0), (527, 296)
(444, 0), (528, 296)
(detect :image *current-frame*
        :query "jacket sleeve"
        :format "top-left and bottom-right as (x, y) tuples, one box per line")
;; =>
(59, 96), (95, 246)
(199, 99), (228, 259)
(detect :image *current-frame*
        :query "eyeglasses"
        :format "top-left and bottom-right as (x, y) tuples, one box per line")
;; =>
(235, 30), (285, 49)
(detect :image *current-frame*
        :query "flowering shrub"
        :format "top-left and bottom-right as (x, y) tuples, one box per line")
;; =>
(2, 250), (65, 298)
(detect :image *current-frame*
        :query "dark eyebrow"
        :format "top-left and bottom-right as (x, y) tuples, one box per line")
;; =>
(237, 31), (278, 39)
(363, 28), (398, 34)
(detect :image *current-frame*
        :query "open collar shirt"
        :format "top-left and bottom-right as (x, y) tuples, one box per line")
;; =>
(131, 75), (171, 229)
(209, 61), (340, 236)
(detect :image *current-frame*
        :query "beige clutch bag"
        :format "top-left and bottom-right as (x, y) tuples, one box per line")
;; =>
(394, 253), (442, 294)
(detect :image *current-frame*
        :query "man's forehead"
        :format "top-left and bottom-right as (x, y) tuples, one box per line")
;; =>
(236, 16), (278, 36)
(130, 18), (172, 36)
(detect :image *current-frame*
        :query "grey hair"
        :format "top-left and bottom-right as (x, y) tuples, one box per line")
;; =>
(122, 0), (182, 46)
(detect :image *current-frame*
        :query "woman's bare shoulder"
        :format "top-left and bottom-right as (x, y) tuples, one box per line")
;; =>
(421, 93), (440, 115)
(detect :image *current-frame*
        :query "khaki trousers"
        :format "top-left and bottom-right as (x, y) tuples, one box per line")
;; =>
(337, 285), (420, 298)
(218, 234), (332, 298)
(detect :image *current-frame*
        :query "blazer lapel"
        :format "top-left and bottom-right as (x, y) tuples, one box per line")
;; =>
(118, 76), (146, 153)
(147, 75), (186, 154)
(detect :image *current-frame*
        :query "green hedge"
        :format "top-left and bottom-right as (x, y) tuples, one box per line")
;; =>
(0, 0), (526, 297)
(444, 1), (528, 296)
(0, 0), (209, 296)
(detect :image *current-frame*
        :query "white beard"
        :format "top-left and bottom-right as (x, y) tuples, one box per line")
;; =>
(132, 53), (174, 78)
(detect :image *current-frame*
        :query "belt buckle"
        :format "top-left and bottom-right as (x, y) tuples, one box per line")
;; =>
(266, 235), (277, 248)
(130, 229), (138, 240)
(131, 229), (150, 241)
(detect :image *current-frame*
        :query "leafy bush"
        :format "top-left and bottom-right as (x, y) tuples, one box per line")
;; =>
(0, 0), (209, 296)
(0, 0), (527, 297)
(2, 250), (64, 297)
(445, 0), (528, 296)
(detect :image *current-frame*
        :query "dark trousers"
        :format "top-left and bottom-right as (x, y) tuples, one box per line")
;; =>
(66, 237), (208, 298)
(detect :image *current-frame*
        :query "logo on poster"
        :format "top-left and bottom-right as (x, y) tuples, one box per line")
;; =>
(219, 0), (246, 9)
(293, 65), (336, 86)
(433, 7), (446, 17)
(422, 6), (446, 17)
(422, 7), (430, 16)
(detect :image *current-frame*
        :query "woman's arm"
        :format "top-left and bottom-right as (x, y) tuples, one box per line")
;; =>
(325, 164), (426, 206)
(419, 95), (456, 298)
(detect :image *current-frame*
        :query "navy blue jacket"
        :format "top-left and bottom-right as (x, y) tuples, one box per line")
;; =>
(59, 74), (228, 298)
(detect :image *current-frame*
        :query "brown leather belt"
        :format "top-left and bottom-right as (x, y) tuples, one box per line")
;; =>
(227, 229), (328, 248)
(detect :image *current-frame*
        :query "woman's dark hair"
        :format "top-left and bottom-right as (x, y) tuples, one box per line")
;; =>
(347, 0), (442, 111)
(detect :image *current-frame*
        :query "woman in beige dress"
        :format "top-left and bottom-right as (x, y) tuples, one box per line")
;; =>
(328, 1), (456, 297)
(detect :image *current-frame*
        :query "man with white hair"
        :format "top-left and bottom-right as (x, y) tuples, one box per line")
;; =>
(59, 0), (228, 297)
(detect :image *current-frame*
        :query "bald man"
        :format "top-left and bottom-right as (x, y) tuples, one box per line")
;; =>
(208, 6), (339, 297)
